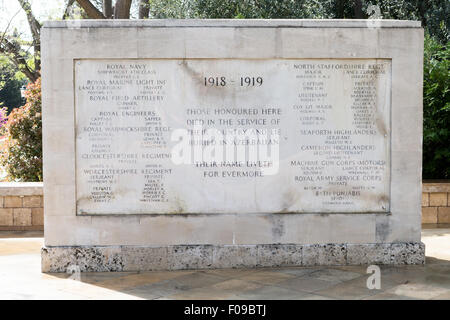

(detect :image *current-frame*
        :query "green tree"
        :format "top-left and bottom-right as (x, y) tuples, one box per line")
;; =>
(0, 57), (26, 112)
(0, 78), (42, 181)
(366, 0), (449, 43)
(423, 34), (450, 179)
(0, 79), (22, 112)
(0, 0), (41, 83)
(145, 0), (449, 42)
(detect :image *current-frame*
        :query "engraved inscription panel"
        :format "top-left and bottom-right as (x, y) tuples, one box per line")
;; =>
(75, 59), (391, 214)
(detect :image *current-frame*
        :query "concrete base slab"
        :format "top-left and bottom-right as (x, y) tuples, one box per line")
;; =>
(41, 242), (425, 272)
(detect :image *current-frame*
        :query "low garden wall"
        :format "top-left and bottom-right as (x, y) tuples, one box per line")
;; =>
(0, 181), (448, 231)
(422, 181), (450, 224)
(0, 183), (43, 231)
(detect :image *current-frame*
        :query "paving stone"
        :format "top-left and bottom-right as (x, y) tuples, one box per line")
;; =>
(314, 281), (380, 300)
(1, 230), (448, 300)
(308, 268), (362, 283)
(276, 276), (340, 293)
(234, 285), (314, 300)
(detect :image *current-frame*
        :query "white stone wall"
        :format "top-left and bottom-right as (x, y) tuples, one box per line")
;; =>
(41, 20), (423, 250)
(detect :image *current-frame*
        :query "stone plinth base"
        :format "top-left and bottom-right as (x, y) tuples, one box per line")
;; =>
(41, 242), (425, 272)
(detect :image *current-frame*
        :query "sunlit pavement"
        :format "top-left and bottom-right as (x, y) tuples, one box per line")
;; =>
(0, 228), (449, 300)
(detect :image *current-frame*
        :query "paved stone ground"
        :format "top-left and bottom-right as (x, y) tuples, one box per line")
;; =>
(0, 227), (449, 300)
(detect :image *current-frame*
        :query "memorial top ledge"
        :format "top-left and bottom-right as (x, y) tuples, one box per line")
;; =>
(43, 19), (421, 29)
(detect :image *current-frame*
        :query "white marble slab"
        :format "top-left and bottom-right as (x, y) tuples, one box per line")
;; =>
(75, 59), (391, 214)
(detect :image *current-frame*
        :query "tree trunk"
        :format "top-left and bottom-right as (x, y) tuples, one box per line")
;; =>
(418, 0), (429, 27)
(114, 0), (132, 19)
(336, 0), (345, 19)
(16, 0), (41, 74)
(139, 0), (150, 19)
(103, 0), (113, 18)
(62, 0), (76, 19)
(17, 0), (41, 40)
(75, 0), (106, 19)
(354, 0), (364, 19)
(0, 38), (39, 82)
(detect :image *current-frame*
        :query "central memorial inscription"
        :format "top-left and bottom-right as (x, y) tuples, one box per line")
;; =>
(75, 59), (391, 215)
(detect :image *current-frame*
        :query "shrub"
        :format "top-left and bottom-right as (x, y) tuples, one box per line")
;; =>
(0, 106), (7, 129)
(0, 78), (42, 181)
(0, 56), (26, 112)
(423, 35), (450, 179)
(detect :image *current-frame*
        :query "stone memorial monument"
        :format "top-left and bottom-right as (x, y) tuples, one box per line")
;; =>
(41, 20), (424, 272)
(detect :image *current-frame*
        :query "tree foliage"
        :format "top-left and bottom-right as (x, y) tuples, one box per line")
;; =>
(0, 78), (42, 181)
(146, 0), (449, 42)
(0, 0), (41, 83)
(0, 57), (25, 112)
(423, 34), (450, 179)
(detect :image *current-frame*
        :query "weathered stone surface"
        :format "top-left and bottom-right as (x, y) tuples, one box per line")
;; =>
(302, 244), (347, 266)
(405, 243), (426, 265)
(41, 242), (425, 272)
(390, 242), (425, 265)
(121, 247), (168, 271)
(168, 245), (214, 270)
(256, 244), (302, 267)
(347, 243), (390, 265)
(212, 245), (258, 269)
(41, 247), (124, 272)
